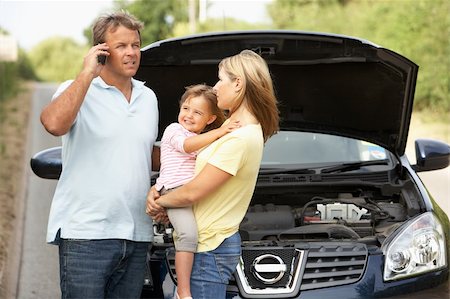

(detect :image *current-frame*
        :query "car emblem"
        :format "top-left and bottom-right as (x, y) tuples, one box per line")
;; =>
(251, 254), (287, 284)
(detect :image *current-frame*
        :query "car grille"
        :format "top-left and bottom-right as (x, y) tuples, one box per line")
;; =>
(165, 242), (368, 297)
(241, 247), (297, 288)
(300, 242), (367, 290)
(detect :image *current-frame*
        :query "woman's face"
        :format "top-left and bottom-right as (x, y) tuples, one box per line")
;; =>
(213, 68), (238, 111)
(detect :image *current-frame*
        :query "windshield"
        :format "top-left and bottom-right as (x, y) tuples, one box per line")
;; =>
(262, 131), (389, 167)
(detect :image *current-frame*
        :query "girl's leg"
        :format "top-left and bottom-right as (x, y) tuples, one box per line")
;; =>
(167, 205), (197, 299)
(175, 251), (194, 298)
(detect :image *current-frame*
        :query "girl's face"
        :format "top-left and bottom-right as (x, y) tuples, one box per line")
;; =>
(213, 68), (238, 111)
(178, 95), (217, 134)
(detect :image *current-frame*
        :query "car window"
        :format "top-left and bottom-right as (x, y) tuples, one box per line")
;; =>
(262, 131), (388, 165)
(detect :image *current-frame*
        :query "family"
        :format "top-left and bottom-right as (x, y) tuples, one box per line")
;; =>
(40, 11), (279, 299)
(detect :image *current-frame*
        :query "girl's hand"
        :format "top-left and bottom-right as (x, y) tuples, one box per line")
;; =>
(155, 210), (170, 224)
(146, 186), (164, 217)
(223, 120), (241, 133)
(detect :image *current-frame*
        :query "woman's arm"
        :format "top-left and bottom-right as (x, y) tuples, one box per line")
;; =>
(146, 163), (232, 214)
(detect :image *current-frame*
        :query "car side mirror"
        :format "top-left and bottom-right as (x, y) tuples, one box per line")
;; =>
(412, 139), (450, 172)
(30, 146), (62, 179)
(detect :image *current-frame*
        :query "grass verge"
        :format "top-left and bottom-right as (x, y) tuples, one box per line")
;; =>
(0, 82), (32, 297)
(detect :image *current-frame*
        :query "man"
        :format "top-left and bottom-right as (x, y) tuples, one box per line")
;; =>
(40, 11), (158, 298)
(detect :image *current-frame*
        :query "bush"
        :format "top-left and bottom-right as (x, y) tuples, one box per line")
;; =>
(28, 37), (87, 83)
(0, 62), (19, 104)
(268, 0), (450, 113)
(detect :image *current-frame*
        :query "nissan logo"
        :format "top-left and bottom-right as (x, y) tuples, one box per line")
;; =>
(251, 254), (287, 284)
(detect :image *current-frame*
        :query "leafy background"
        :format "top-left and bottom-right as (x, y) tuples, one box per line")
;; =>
(2, 0), (449, 113)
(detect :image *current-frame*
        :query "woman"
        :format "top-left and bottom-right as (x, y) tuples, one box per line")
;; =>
(146, 49), (279, 299)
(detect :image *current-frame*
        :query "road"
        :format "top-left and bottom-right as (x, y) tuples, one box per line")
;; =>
(16, 83), (449, 298)
(17, 83), (60, 298)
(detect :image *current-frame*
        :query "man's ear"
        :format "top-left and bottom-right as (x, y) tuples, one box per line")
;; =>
(207, 115), (217, 125)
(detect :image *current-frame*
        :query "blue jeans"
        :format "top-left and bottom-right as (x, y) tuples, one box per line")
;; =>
(190, 232), (241, 299)
(58, 239), (150, 299)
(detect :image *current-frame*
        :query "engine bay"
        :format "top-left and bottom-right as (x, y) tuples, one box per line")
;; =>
(153, 178), (423, 248)
(238, 179), (422, 246)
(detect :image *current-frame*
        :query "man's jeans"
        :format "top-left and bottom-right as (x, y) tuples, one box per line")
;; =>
(58, 239), (150, 299)
(190, 232), (241, 299)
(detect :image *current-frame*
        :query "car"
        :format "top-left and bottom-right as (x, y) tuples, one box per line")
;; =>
(31, 30), (450, 299)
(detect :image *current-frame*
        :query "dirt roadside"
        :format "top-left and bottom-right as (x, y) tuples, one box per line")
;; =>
(0, 82), (32, 298)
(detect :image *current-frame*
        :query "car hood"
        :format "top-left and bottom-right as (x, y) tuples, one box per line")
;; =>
(137, 30), (418, 155)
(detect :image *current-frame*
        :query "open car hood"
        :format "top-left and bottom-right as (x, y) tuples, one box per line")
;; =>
(137, 30), (418, 155)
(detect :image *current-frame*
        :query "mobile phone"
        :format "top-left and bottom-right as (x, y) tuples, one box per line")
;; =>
(97, 54), (107, 65)
(97, 41), (107, 65)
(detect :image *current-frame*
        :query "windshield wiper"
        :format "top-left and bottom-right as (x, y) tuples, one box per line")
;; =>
(320, 159), (390, 174)
(259, 167), (316, 175)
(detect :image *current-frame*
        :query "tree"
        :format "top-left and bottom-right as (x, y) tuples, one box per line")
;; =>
(17, 48), (37, 81)
(0, 27), (36, 103)
(0, 61), (18, 103)
(81, 0), (189, 47)
(119, 0), (189, 45)
(267, 0), (450, 112)
(28, 37), (88, 82)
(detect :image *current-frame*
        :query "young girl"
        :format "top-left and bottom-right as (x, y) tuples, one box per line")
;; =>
(152, 84), (240, 299)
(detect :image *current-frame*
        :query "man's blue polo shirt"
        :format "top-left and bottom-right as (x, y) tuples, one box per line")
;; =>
(46, 77), (158, 243)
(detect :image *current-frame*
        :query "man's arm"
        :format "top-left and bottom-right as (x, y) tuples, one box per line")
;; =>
(40, 44), (108, 136)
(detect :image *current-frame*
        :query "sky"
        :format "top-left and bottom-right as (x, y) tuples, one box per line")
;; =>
(0, 0), (272, 51)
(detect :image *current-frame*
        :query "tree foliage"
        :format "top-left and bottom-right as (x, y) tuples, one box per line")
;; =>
(118, 0), (189, 45)
(28, 37), (88, 82)
(0, 28), (36, 104)
(0, 61), (19, 103)
(82, 0), (190, 47)
(17, 48), (37, 81)
(268, 0), (450, 112)
(15, 0), (448, 113)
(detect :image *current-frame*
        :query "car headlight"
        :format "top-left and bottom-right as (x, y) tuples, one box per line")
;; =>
(383, 212), (447, 281)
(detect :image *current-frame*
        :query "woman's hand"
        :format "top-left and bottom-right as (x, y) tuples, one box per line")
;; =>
(146, 186), (168, 223)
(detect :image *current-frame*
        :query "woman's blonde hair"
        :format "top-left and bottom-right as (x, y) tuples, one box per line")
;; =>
(180, 84), (226, 132)
(219, 50), (279, 142)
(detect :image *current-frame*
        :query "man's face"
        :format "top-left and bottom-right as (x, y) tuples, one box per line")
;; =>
(103, 25), (141, 78)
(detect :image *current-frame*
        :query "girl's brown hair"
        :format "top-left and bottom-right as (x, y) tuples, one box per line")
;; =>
(219, 50), (279, 142)
(180, 84), (226, 133)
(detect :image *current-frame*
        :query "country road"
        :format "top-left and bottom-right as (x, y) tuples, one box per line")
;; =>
(14, 83), (449, 298)
(17, 83), (60, 298)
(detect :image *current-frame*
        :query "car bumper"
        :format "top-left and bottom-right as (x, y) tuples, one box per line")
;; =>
(144, 252), (449, 299)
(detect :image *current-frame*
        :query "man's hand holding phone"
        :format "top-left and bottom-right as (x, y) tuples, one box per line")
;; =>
(83, 43), (109, 77)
